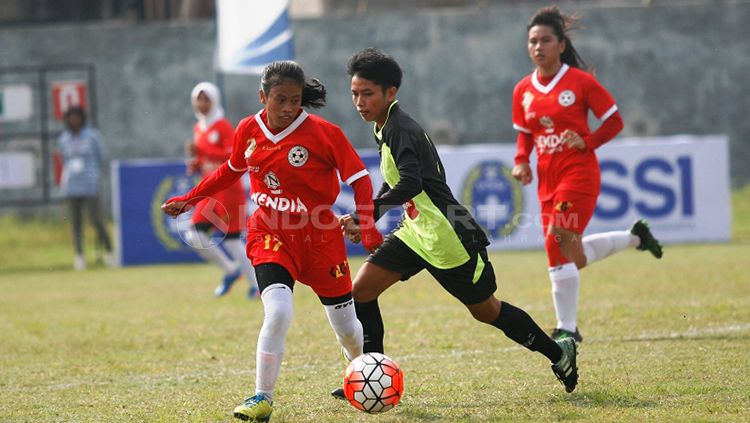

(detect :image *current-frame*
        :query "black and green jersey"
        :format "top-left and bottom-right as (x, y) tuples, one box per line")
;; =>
(372, 101), (489, 269)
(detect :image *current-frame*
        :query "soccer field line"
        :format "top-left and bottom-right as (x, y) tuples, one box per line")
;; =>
(8, 322), (749, 394)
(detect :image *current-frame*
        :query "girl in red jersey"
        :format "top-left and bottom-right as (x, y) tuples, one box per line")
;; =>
(162, 62), (383, 421)
(186, 82), (258, 298)
(511, 6), (663, 343)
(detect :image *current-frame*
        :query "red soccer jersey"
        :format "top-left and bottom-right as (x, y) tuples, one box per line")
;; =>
(194, 118), (235, 177)
(228, 109), (369, 216)
(512, 64), (618, 201)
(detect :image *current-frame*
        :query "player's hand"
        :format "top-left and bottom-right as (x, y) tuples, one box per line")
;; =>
(511, 163), (533, 185)
(562, 129), (586, 151)
(161, 200), (191, 217)
(184, 140), (196, 157)
(338, 214), (362, 244)
(186, 158), (199, 175)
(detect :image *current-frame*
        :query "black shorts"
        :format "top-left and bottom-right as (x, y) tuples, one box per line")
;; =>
(367, 234), (497, 305)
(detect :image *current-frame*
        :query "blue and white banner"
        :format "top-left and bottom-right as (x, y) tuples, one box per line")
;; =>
(335, 135), (731, 255)
(216, 0), (294, 75)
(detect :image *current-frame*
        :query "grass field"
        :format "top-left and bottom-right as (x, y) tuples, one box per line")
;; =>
(1, 189), (749, 422)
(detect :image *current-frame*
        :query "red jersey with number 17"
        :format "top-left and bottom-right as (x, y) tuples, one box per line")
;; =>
(512, 64), (618, 201)
(227, 109), (369, 216)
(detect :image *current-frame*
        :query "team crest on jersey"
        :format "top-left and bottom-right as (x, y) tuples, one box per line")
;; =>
(208, 130), (220, 144)
(522, 92), (534, 111)
(558, 90), (576, 107)
(264, 171), (282, 194)
(244, 138), (257, 159)
(461, 161), (523, 239)
(540, 116), (555, 133)
(288, 145), (309, 167)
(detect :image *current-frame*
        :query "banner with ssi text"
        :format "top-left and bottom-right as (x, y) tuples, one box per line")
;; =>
(334, 135), (731, 255)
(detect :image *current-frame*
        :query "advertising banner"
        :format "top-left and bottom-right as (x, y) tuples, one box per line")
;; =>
(336, 135), (731, 254)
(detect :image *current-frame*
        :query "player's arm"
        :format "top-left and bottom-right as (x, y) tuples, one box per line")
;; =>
(511, 83), (534, 185)
(329, 126), (383, 251)
(574, 75), (624, 151)
(512, 132), (534, 185)
(372, 132), (422, 222)
(161, 122), (248, 217)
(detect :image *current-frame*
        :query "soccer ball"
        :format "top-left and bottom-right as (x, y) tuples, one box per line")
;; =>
(343, 352), (404, 413)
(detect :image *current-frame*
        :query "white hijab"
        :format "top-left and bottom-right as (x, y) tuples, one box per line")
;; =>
(191, 82), (225, 130)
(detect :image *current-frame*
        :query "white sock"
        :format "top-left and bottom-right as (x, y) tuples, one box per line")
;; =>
(582, 230), (639, 265)
(224, 238), (258, 289)
(185, 230), (236, 273)
(323, 298), (363, 361)
(255, 284), (293, 402)
(549, 263), (580, 332)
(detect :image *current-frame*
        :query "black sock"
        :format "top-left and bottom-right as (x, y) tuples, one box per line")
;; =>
(492, 301), (562, 363)
(355, 299), (384, 353)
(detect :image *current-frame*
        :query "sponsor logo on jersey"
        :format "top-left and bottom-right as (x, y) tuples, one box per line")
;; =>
(540, 115), (555, 134)
(288, 145), (309, 167)
(250, 192), (309, 213)
(263, 171), (282, 194)
(461, 160), (523, 238)
(558, 90), (576, 107)
(208, 130), (220, 144)
(522, 92), (534, 111)
(244, 138), (256, 159)
(535, 133), (565, 154)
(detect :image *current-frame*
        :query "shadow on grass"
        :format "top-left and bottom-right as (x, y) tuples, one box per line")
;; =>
(552, 388), (658, 409)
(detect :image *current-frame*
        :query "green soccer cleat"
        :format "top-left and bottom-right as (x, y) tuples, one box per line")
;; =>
(551, 337), (579, 393)
(233, 394), (273, 422)
(630, 219), (663, 259)
(551, 327), (583, 343)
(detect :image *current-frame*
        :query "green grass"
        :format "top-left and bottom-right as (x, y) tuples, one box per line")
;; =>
(1, 189), (749, 421)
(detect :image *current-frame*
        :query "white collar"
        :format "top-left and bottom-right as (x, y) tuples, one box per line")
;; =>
(254, 110), (309, 144)
(531, 63), (570, 94)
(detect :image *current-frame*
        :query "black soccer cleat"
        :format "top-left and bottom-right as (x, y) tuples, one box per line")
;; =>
(331, 387), (346, 400)
(551, 338), (579, 393)
(630, 219), (663, 259)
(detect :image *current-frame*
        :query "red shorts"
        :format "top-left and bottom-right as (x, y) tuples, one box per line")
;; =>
(246, 208), (352, 298)
(192, 181), (246, 234)
(540, 190), (597, 235)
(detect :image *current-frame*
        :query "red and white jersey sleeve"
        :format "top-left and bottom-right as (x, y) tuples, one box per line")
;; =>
(230, 109), (367, 214)
(194, 118), (235, 177)
(511, 64), (618, 200)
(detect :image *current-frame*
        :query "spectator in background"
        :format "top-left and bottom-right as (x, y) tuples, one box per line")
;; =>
(185, 82), (259, 298)
(57, 106), (113, 270)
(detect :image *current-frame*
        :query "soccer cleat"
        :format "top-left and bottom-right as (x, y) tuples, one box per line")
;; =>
(233, 393), (272, 422)
(331, 387), (346, 400)
(214, 268), (242, 297)
(551, 327), (583, 343)
(551, 337), (579, 393)
(630, 219), (663, 259)
(331, 346), (353, 400)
